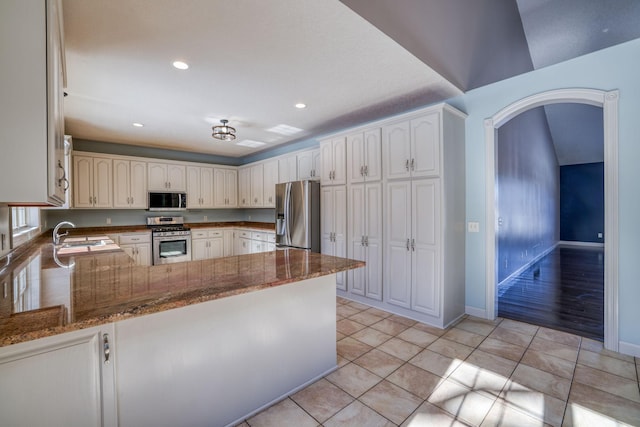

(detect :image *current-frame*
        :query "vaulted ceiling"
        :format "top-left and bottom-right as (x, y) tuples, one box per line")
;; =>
(62, 0), (640, 163)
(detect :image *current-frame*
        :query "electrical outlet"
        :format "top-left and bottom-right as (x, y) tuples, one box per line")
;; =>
(467, 222), (480, 233)
(598, 232), (603, 239)
(248, 215), (252, 220)
(203, 216), (208, 222)
(106, 218), (111, 225)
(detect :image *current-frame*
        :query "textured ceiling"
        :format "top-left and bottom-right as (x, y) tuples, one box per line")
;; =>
(62, 0), (640, 162)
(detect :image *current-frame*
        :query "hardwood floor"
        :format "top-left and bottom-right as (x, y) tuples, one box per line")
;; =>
(498, 245), (604, 341)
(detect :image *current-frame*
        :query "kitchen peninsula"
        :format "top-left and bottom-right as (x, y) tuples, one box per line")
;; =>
(0, 231), (363, 427)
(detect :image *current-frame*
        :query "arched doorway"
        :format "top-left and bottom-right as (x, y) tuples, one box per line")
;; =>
(484, 88), (619, 351)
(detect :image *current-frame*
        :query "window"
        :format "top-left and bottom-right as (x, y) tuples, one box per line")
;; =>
(11, 207), (40, 247)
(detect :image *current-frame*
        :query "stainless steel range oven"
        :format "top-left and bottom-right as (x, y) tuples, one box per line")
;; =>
(147, 216), (192, 265)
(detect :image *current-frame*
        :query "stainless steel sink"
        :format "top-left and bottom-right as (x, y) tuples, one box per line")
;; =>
(61, 240), (108, 248)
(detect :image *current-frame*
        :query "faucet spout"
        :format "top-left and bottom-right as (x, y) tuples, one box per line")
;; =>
(53, 221), (76, 245)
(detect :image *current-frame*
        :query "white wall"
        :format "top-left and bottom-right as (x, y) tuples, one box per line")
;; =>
(455, 38), (640, 351)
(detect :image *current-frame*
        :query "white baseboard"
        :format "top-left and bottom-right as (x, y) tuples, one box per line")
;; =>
(559, 240), (605, 248)
(497, 242), (559, 295)
(465, 306), (487, 319)
(618, 341), (640, 358)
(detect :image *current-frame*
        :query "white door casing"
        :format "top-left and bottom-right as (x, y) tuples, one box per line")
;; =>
(484, 88), (619, 351)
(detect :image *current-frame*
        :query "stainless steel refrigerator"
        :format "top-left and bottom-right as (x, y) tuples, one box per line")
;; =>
(275, 180), (320, 252)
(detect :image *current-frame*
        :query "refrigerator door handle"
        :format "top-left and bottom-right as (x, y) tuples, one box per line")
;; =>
(285, 182), (293, 245)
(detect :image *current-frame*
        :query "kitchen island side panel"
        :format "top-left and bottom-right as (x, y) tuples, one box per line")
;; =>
(114, 274), (337, 427)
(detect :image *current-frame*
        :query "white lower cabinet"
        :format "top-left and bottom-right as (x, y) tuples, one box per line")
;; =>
(234, 229), (275, 254)
(119, 232), (152, 266)
(321, 186), (347, 290)
(192, 229), (224, 260)
(348, 182), (383, 301)
(385, 179), (440, 316)
(0, 325), (117, 427)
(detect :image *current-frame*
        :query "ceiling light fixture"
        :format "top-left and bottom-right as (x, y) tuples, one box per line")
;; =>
(172, 60), (189, 70)
(212, 119), (236, 141)
(132, 122), (144, 127)
(295, 103), (307, 109)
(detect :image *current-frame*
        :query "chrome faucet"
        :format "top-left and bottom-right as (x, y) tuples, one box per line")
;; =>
(53, 221), (75, 245)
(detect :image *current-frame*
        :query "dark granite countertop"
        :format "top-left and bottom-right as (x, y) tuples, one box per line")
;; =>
(0, 232), (362, 347)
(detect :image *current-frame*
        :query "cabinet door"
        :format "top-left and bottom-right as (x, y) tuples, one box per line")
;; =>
(129, 161), (148, 208)
(263, 160), (278, 207)
(365, 182), (383, 300)
(93, 157), (113, 208)
(411, 179), (440, 316)
(320, 186), (335, 257)
(210, 238), (224, 258)
(347, 133), (365, 184)
(411, 113), (440, 178)
(332, 137), (347, 185)
(167, 164), (186, 191)
(238, 167), (251, 207)
(250, 164), (264, 206)
(147, 163), (167, 190)
(0, 325), (117, 427)
(213, 168), (226, 207)
(348, 184), (366, 295)
(364, 128), (382, 182)
(113, 159), (131, 208)
(73, 156), (94, 208)
(333, 186), (347, 289)
(311, 149), (321, 180)
(319, 140), (333, 185)
(225, 169), (238, 207)
(186, 166), (202, 208)
(385, 180), (411, 308)
(278, 155), (297, 183)
(192, 239), (209, 261)
(136, 243), (152, 266)
(200, 167), (214, 208)
(383, 120), (412, 180)
(223, 230), (234, 257)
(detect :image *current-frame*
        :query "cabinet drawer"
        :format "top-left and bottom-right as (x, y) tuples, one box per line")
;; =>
(119, 233), (151, 244)
(267, 233), (276, 243)
(192, 230), (209, 239)
(238, 230), (251, 239)
(208, 230), (223, 238)
(251, 231), (265, 241)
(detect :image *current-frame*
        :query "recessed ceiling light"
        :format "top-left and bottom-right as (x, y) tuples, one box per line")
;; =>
(267, 124), (304, 136)
(236, 140), (266, 148)
(295, 103), (307, 109)
(132, 122), (144, 127)
(172, 60), (189, 70)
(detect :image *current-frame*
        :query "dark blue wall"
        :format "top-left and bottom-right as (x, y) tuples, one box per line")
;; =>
(497, 106), (560, 283)
(560, 162), (604, 243)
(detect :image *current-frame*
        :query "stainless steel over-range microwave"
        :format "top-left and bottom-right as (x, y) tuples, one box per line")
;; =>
(148, 192), (187, 211)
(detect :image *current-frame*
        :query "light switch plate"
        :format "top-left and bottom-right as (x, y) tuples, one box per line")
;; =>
(468, 222), (480, 233)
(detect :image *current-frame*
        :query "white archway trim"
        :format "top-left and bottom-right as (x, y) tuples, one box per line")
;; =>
(484, 88), (619, 351)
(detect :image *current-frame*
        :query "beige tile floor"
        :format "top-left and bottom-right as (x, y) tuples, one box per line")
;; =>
(236, 298), (640, 426)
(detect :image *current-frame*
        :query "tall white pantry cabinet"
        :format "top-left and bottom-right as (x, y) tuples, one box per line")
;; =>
(334, 103), (466, 328)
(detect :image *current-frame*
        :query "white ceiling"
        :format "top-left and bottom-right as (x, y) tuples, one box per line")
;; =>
(62, 0), (461, 158)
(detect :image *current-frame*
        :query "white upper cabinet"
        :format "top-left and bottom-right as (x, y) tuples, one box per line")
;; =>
(297, 149), (320, 180)
(186, 166), (214, 209)
(263, 160), (278, 207)
(113, 160), (147, 209)
(0, 0), (67, 205)
(148, 162), (186, 191)
(73, 155), (112, 209)
(320, 137), (346, 185)
(213, 168), (237, 208)
(238, 167), (251, 207)
(383, 112), (440, 180)
(347, 129), (381, 184)
(250, 163), (264, 207)
(278, 155), (297, 183)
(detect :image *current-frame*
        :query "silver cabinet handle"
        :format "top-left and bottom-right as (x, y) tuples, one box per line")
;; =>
(406, 238), (410, 251)
(411, 238), (415, 251)
(364, 165), (368, 176)
(89, 196), (92, 204)
(57, 160), (69, 191)
(360, 166), (364, 176)
(1, 233), (5, 251)
(103, 333), (111, 365)
(365, 236), (369, 247)
(411, 158), (415, 171)
(405, 159), (409, 171)
(361, 235), (364, 246)
(168, 182), (171, 189)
